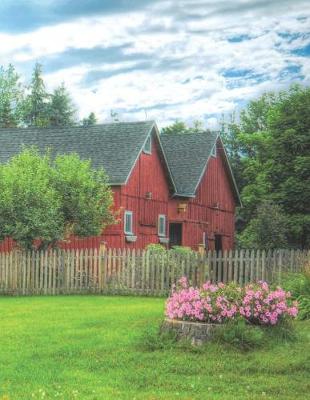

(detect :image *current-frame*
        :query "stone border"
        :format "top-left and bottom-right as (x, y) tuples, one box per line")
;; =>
(161, 318), (222, 346)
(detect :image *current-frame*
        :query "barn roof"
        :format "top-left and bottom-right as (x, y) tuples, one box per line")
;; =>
(159, 131), (241, 205)
(0, 121), (241, 204)
(159, 131), (218, 196)
(0, 121), (155, 185)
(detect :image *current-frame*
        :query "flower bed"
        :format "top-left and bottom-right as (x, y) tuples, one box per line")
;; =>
(165, 277), (298, 342)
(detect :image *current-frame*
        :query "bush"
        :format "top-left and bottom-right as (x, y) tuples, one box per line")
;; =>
(165, 277), (298, 326)
(145, 243), (167, 253)
(297, 295), (310, 320)
(170, 245), (195, 255)
(281, 263), (310, 320)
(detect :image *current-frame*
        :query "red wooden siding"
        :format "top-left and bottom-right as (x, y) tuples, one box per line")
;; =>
(168, 142), (236, 250)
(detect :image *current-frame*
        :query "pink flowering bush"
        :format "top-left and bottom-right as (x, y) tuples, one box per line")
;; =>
(240, 281), (298, 325)
(166, 277), (298, 326)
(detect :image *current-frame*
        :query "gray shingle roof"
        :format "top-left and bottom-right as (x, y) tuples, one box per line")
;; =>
(0, 121), (155, 185)
(159, 131), (218, 196)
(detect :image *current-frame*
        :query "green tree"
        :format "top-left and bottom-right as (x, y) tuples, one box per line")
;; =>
(49, 83), (76, 127)
(53, 153), (114, 238)
(0, 148), (63, 250)
(0, 64), (24, 127)
(237, 200), (288, 249)
(0, 148), (115, 250)
(161, 120), (206, 135)
(82, 112), (97, 126)
(224, 85), (310, 248)
(23, 63), (50, 127)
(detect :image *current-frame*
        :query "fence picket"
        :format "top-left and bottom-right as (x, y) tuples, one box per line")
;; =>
(0, 248), (308, 296)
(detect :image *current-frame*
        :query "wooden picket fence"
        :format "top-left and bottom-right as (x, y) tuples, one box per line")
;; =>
(0, 248), (309, 296)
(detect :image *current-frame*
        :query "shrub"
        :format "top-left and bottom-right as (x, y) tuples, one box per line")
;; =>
(239, 281), (298, 325)
(170, 245), (195, 255)
(145, 243), (167, 253)
(165, 277), (298, 326)
(281, 263), (310, 320)
(297, 295), (310, 320)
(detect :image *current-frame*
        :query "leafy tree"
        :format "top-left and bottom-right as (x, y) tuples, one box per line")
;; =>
(0, 148), (115, 250)
(224, 85), (310, 248)
(0, 148), (63, 250)
(0, 64), (24, 127)
(82, 112), (97, 126)
(237, 200), (288, 249)
(266, 85), (310, 248)
(161, 120), (207, 135)
(53, 153), (114, 238)
(49, 83), (76, 127)
(23, 63), (50, 127)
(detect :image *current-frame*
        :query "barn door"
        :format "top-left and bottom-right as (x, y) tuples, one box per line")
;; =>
(169, 223), (182, 248)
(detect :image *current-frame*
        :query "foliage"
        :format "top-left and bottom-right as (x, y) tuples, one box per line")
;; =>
(0, 296), (309, 399)
(0, 64), (24, 127)
(0, 148), (63, 250)
(215, 318), (265, 350)
(53, 153), (114, 238)
(0, 63), (96, 127)
(222, 85), (310, 248)
(82, 112), (97, 126)
(237, 200), (288, 249)
(138, 325), (178, 352)
(171, 245), (195, 255)
(49, 83), (76, 126)
(161, 119), (206, 135)
(280, 263), (310, 320)
(296, 295), (310, 320)
(22, 63), (50, 127)
(0, 148), (114, 250)
(166, 277), (298, 325)
(145, 243), (167, 253)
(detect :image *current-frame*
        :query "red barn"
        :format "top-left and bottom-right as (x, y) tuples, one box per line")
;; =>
(0, 121), (241, 252)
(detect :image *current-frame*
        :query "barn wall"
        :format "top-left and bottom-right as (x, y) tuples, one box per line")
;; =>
(116, 133), (170, 249)
(168, 144), (236, 250)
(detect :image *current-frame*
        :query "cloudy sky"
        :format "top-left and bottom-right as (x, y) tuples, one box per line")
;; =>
(0, 0), (309, 127)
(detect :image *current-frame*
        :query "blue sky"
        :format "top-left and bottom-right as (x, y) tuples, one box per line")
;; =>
(0, 0), (309, 127)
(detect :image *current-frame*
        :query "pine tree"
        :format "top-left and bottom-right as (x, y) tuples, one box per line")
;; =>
(0, 64), (24, 127)
(49, 83), (76, 127)
(23, 63), (50, 127)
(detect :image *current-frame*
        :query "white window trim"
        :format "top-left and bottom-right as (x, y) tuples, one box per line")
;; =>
(143, 135), (152, 154)
(211, 144), (217, 157)
(158, 214), (166, 237)
(124, 210), (133, 235)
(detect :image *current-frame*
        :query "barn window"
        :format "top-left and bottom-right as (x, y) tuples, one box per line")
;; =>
(211, 144), (217, 157)
(143, 135), (152, 154)
(158, 214), (166, 237)
(124, 211), (133, 235)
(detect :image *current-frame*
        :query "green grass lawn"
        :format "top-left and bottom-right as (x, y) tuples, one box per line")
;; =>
(0, 296), (309, 400)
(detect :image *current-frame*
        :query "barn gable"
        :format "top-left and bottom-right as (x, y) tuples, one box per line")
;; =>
(160, 132), (241, 205)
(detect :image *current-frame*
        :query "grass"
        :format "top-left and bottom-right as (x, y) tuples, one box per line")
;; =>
(0, 296), (309, 400)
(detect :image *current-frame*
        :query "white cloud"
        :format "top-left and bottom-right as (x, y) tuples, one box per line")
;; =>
(0, 0), (309, 126)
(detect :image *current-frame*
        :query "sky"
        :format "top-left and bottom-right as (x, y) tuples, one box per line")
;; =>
(0, 0), (309, 128)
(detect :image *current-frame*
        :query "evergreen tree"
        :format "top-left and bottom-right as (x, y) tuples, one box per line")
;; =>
(23, 63), (50, 127)
(49, 83), (76, 127)
(0, 64), (24, 127)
